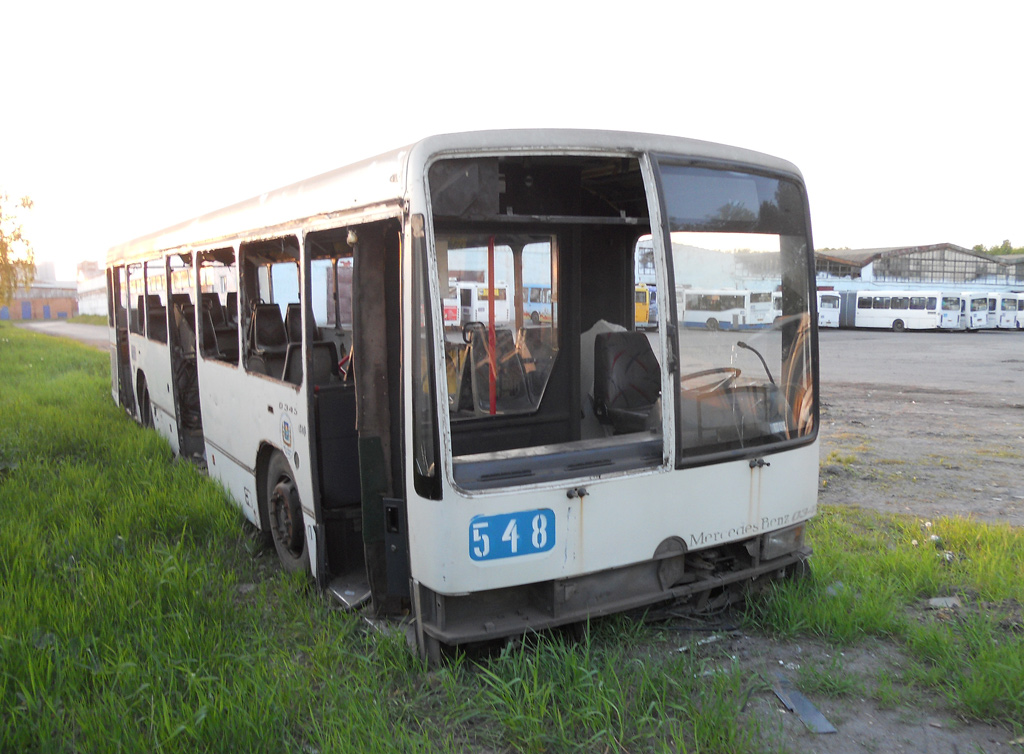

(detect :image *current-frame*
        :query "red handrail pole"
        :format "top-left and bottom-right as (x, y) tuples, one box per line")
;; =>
(487, 236), (497, 415)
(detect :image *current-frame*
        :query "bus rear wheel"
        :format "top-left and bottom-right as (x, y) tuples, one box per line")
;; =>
(892, 319), (906, 333)
(705, 317), (720, 331)
(266, 452), (310, 574)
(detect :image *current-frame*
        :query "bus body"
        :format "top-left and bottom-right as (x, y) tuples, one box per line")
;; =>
(747, 291), (777, 326)
(1016, 293), (1024, 329)
(839, 290), (955, 331)
(961, 292), (993, 330)
(679, 289), (750, 330)
(522, 284), (553, 325)
(634, 283), (651, 327)
(937, 293), (963, 329)
(105, 130), (819, 658)
(633, 283), (659, 329)
(442, 280), (459, 328)
(993, 293), (1018, 329)
(455, 281), (512, 326)
(817, 291), (840, 328)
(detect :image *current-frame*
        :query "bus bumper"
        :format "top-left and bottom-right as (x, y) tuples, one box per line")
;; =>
(415, 535), (812, 646)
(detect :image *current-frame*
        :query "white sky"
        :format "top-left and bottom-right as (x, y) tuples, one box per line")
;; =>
(2, 0), (1021, 280)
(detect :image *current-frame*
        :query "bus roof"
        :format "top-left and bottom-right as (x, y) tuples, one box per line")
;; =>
(106, 129), (804, 266)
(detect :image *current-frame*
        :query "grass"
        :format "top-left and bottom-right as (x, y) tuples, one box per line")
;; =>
(2, 322), (1023, 751)
(68, 314), (108, 326)
(746, 506), (1024, 727)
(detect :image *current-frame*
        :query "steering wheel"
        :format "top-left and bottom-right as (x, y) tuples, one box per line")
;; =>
(679, 367), (740, 394)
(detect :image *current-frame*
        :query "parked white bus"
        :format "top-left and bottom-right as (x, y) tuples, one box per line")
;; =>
(993, 293), (1018, 329)
(678, 288), (778, 330)
(1016, 293), (1024, 329)
(838, 290), (959, 331)
(961, 292), (994, 330)
(816, 291), (840, 328)
(937, 293), (963, 329)
(748, 291), (777, 326)
(105, 130), (818, 660)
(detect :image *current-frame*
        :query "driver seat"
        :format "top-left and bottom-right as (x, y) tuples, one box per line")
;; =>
(593, 331), (661, 434)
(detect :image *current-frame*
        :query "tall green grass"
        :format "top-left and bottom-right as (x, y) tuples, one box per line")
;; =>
(2, 323), (1022, 751)
(0, 326), (784, 752)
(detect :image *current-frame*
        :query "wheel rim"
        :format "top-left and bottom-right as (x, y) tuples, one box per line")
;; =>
(270, 477), (303, 555)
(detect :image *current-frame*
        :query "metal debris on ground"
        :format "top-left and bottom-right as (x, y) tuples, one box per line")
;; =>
(772, 672), (838, 734)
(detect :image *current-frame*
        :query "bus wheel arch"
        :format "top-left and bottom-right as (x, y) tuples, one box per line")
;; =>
(262, 448), (310, 574)
(892, 319), (906, 333)
(136, 371), (152, 427)
(705, 317), (720, 331)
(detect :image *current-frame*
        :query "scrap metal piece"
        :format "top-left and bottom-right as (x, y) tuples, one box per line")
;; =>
(772, 672), (838, 734)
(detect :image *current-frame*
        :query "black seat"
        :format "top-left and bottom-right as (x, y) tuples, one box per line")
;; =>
(252, 304), (288, 356)
(175, 304), (198, 357)
(225, 292), (239, 325)
(592, 331), (661, 434)
(460, 325), (532, 415)
(198, 310), (223, 359)
(284, 303), (302, 343)
(248, 303), (289, 378)
(284, 341), (340, 386)
(200, 292), (226, 328)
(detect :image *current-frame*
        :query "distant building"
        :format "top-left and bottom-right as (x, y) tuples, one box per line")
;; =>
(816, 243), (1024, 291)
(0, 269), (79, 321)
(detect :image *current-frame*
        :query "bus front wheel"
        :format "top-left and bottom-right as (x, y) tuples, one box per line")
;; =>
(266, 452), (310, 574)
(892, 319), (906, 333)
(705, 317), (720, 331)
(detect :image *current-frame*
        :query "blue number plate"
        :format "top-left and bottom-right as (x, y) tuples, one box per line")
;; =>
(469, 509), (555, 561)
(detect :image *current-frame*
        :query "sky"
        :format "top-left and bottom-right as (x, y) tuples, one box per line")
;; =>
(2, 0), (1021, 281)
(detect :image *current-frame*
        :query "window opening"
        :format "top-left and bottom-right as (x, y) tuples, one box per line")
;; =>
(658, 162), (815, 461)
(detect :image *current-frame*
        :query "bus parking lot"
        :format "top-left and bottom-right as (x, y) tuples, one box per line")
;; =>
(818, 328), (1024, 525)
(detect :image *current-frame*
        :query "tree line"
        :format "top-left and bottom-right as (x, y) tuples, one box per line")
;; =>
(972, 240), (1023, 256)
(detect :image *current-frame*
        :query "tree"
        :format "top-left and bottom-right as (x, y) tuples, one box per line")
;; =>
(0, 193), (35, 307)
(972, 239), (1022, 256)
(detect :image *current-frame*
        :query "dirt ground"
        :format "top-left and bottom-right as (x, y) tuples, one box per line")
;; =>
(716, 328), (1024, 753)
(817, 328), (1024, 527)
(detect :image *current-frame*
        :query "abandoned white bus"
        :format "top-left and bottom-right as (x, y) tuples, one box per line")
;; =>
(105, 130), (818, 659)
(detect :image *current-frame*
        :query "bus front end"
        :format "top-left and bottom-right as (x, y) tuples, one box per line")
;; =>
(404, 133), (818, 655)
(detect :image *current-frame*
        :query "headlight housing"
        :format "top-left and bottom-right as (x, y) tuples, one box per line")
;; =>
(761, 522), (806, 561)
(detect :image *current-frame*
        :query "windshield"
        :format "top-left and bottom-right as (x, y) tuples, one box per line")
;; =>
(657, 163), (815, 459)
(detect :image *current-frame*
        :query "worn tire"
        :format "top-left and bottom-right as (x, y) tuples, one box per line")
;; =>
(137, 375), (152, 428)
(265, 452), (310, 574)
